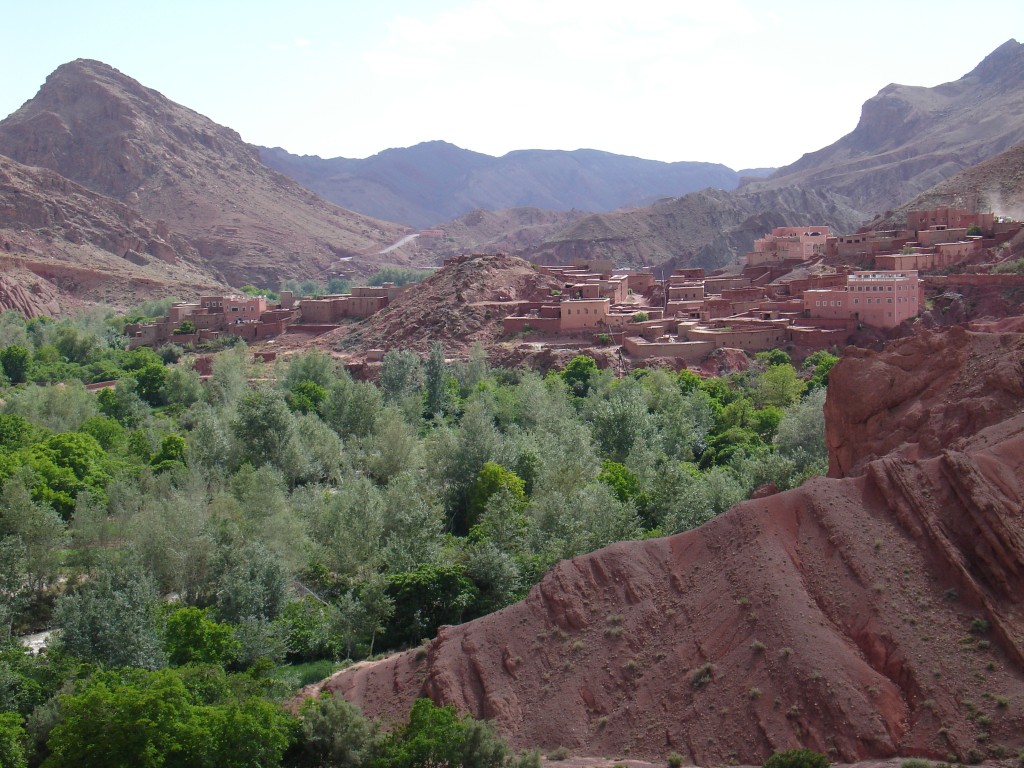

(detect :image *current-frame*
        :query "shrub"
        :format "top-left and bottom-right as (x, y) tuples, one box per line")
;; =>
(763, 748), (830, 768)
(901, 760), (932, 768)
(690, 662), (714, 689)
(548, 746), (570, 761)
(631, 312), (649, 323)
(668, 752), (685, 768)
(969, 617), (989, 635)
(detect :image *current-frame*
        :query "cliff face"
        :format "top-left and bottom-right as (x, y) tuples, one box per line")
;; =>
(310, 325), (1024, 764)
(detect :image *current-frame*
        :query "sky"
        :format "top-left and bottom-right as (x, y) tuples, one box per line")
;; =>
(1, 1), (1021, 171)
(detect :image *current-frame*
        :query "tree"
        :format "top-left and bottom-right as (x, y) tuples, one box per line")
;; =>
(321, 378), (383, 441)
(287, 380), (328, 415)
(231, 387), (297, 471)
(0, 473), (68, 595)
(161, 364), (204, 409)
(465, 463), (526, 531)
(802, 350), (838, 391)
(282, 350), (336, 391)
(755, 363), (804, 408)
(774, 386), (828, 479)
(133, 363), (169, 407)
(206, 343), (249, 407)
(384, 565), (479, 648)
(97, 377), (149, 428)
(53, 558), (166, 670)
(0, 414), (35, 451)
(173, 319), (197, 335)
(373, 698), (508, 768)
(0, 538), (29, 642)
(295, 692), (381, 768)
(163, 606), (240, 667)
(560, 355), (598, 398)
(43, 667), (295, 768)
(357, 576), (395, 658)
(0, 345), (30, 384)
(0, 712), (27, 768)
(379, 350), (422, 404)
(215, 541), (290, 624)
(423, 341), (455, 418)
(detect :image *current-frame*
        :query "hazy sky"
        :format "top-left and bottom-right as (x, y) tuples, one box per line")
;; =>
(2, 1), (1020, 170)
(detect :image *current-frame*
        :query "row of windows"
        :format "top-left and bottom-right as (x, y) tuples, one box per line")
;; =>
(817, 297), (911, 306)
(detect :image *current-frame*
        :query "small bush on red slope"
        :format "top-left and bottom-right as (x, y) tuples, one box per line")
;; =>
(763, 748), (830, 768)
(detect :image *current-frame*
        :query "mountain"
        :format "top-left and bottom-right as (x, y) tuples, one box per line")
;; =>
(306, 324), (1024, 764)
(259, 141), (744, 228)
(525, 186), (862, 272)
(0, 153), (226, 314)
(524, 40), (1024, 270)
(0, 59), (410, 288)
(749, 39), (1024, 218)
(868, 140), (1024, 231)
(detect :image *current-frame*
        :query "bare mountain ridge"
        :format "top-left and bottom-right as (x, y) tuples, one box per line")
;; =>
(0, 153), (227, 313)
(259, 140), (749, 229)
(523, 40), (1024, 270)
(749, 39), (1024, 217)
(0, 59), (410, 288)
(524, 185), (863, 272)
(868, 139), (1024, 232)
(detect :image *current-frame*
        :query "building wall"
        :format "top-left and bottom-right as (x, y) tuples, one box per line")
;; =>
(683, 324), (792, 350)
(560, 298), (610, 329)
(622, 336), (714, 361)
(626, 273), (655, 293)
(667, 283), (704, 301)
(917, 227), (968, 247)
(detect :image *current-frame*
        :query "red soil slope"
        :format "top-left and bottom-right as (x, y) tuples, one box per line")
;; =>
(310, 325), (1024, 764)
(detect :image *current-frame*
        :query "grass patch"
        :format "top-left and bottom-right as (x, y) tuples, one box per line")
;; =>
(272, 659), (345, 690)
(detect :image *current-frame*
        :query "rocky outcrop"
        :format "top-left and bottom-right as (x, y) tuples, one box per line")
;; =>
(0, 272), (62, 317)
(310, 325), (1024, 764)
(825, 326), (1024, 477)
(319, 254), (564, 358)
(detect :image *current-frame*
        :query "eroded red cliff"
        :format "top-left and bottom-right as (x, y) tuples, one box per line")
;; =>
(309, 325), (1024, 764)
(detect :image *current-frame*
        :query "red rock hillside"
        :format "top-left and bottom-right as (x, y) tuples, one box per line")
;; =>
(307, 325), (1024, 764)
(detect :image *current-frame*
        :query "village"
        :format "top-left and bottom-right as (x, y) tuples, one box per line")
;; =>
(125, 206), (1023, 363)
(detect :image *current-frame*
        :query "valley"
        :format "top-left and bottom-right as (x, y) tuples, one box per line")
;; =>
(1, 35), (1023, 768)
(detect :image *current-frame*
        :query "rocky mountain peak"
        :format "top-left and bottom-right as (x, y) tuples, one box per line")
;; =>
(963, 37), (1024, 86)
(0, 60), (408, 289)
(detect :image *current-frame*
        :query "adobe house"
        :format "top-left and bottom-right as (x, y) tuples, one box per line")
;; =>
(746, 226), (833, 266)
(803, 270), (921, 329)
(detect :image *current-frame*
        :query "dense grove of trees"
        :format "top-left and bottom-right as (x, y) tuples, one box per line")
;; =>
(0, 307), (834, 765)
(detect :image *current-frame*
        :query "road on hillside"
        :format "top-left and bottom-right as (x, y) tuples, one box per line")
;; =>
(378, 233), (419, 254)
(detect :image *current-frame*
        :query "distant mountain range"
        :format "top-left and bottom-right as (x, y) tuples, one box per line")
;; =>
(517, 39), (1024, 270)
(259, 142), (767, 229)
